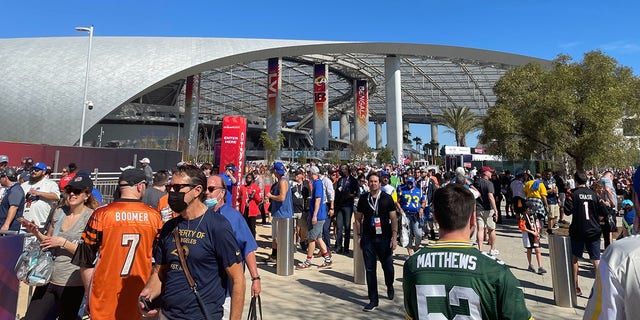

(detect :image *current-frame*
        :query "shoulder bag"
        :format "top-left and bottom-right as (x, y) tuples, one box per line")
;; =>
(172, 227), (213, 320)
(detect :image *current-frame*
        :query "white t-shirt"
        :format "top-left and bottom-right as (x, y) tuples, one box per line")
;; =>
(21, 178), (60, 228)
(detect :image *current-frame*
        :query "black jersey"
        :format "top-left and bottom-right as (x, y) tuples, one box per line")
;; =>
(566, 187), (606, 240)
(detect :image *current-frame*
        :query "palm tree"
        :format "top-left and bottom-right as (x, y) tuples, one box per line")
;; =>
(440, 106), (481, 146)
(412, 136), (422, 153)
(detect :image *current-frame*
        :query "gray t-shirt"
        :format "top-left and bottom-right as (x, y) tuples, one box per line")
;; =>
(142, 187), (165, 210)
(49, 206), (93, 286)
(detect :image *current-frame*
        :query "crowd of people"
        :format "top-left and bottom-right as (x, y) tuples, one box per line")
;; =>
(1, 152), (639, 319)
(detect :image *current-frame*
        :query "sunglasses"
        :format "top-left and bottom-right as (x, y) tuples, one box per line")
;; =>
(207, 186), (225, 193)
(65, 187), (85, 195)
(166, 184), (196, 192)
(30, 168), (43, 172)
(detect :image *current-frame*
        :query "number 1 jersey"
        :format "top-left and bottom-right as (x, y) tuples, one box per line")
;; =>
(403, 241), (532, 320)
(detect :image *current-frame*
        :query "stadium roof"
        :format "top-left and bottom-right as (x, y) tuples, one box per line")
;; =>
(0, 37), (550, 146)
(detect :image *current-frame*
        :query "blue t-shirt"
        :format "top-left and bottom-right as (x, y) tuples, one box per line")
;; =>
(270, 177), (293, 219)
(0, 183), (25, 231)
(624, 209), (636, 226)
(155, 210), (242, 320)
(221, 174), (236, 205)
(397, 186), (426, 213)
(310, 178), (327, 221)
(218, 204), (258, 296)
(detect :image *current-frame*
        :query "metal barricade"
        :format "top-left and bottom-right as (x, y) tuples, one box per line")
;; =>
(352, 222), (365, 284)
(275, 218), (294, 276)
(548, 234), (577, 307)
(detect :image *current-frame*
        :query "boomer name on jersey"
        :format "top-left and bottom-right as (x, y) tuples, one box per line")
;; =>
(114, 211), (150, 222)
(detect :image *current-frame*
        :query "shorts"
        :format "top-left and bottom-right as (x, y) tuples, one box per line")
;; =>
(571, 237), (601, 261)
(513, 197), (526, 214)
(558, 193), (566, 207)
(293, 212), (302, 220)
(307, 219), (325, 240)
(476, 210), (496, 230)
(296, 212), (309, 229)
(548, 204), (559, 219)
(522, 231), (540, 249)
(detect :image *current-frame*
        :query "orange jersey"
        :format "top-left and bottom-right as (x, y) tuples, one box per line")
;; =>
(77, 199), (162, 320)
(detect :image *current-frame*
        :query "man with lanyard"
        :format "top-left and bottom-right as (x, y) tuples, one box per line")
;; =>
(403, 184), (532, 320)
(355, 172), (398, 312)
(139, 165), (245, 320)
(291, 168), (310, 251)
(318, 166), (335, 252)
(419, 171), (437, 240)
(396, 176), (426, 256)
(265, 162), (293, 263)
(334, 164), (358, 254)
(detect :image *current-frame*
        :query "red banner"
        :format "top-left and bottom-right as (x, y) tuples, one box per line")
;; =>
(314, 64), (327, 119)
(218, 116), (247, 209)
(356, 80), (368, 126)
(267, 58), (280, 116)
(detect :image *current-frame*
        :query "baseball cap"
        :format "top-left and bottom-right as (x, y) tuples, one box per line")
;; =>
(405, 176), (415, 184)
(622, 199), (633, 207)
(67, 175), (93, 191)
(481, 166), (495, 173)
(139, 158), (150, 164)
(273, 162), (286, 175)
(309, 166), (320, 175)
(0, 167), (17, 180)
(225, 163), (237, 172)
(0, 155), (8, 163)
(119, 168), (146, 186)
(32, 162), (47, 171)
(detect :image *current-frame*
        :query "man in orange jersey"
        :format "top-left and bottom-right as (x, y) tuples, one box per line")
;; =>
(72, 168), (162, 320)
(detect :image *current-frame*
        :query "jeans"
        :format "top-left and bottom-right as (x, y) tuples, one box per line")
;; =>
(336, 205), (354, 251)
(362, 235), (394, 305)
(407, 212), (423, 248)
(24, 283), (84, 320)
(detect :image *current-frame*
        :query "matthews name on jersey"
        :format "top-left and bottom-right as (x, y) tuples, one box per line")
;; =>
(403, 241), (532, 320)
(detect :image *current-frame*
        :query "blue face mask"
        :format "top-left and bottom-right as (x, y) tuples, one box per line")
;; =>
(205, 198), (218, 208)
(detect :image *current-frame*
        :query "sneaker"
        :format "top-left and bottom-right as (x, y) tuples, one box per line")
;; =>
(296, 261), (312, 270)
(538, 267), (547, 274)
(527, 265), (536, 272)
(363, 302), (378, 312)
(268, 255), (277, 263)
(576, 287), (582, 296)
(552, 224), (559, 230)
(317, 260), (332, 269)
(490, 249), (500, 256)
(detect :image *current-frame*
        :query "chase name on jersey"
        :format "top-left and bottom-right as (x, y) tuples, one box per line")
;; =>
(415, 251), (477, 270)
(578, 194), (593, 200)
(114, 211), (150, 222)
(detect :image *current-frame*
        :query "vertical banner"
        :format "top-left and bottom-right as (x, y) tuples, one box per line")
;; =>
(313, 64), (329, 150)
(184, 75), (201, 159)
(218, 116), (247, 209)
(266, 58), (282, 159)
(354, 79), (369, 143)
(0, 235), (23, 320)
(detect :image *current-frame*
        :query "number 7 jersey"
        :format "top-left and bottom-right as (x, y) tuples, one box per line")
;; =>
(73, 199), (163, 320)
(403, 241), (532, 320)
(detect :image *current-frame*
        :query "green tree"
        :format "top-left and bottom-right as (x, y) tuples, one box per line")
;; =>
(350, 140), (374, 163)
(376, 146), (394, 165)
(481, 51), (640, 170)
(297, 153), (307, 165)
(412, 136), (423, 153)
(441, 106), (481, 147)
(324, 151), (341, 165)
(260, 131), (285, 164)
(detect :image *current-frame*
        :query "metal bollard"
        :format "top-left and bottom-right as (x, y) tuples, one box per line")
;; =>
(353, 222), (366, 284)
(548, 234), (577, 307)
(275, 218), (294, 276)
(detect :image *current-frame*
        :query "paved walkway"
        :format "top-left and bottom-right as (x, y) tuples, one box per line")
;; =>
(248, 215), (594, 320)
(16, 215), (599, 319)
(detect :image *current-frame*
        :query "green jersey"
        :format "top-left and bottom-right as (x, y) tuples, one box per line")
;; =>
(403, 241), (532, 320)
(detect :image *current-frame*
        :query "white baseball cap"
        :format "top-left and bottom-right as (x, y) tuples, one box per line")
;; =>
(139, 158), (150, 164)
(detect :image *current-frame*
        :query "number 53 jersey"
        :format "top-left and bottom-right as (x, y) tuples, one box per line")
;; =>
(403, 241), (532, 320)
(73, 199), (162, 320)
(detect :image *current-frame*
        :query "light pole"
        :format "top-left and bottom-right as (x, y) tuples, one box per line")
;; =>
(75, 25), (94, 147)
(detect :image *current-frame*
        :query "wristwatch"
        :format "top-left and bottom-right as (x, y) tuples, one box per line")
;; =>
(251, 276), (261, 281)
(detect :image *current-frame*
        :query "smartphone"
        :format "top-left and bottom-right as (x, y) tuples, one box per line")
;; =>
(139, 296), (152, 312)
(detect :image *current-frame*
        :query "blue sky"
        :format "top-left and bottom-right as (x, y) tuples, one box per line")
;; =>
(2, 0), (638, 149)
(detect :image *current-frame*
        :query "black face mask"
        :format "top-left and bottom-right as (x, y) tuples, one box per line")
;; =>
(168, 191), (189, 213)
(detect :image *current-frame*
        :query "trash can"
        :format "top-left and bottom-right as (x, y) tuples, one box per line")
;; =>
(275, 218), (294, 276)
(548, 234), (577, 307)
(353, 222), (365, 284)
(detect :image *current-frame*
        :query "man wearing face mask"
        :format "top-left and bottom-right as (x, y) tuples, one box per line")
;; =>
(72, 168), (163, 320)
(139, 165), (245, 320)
(207, 174), (261, 319)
